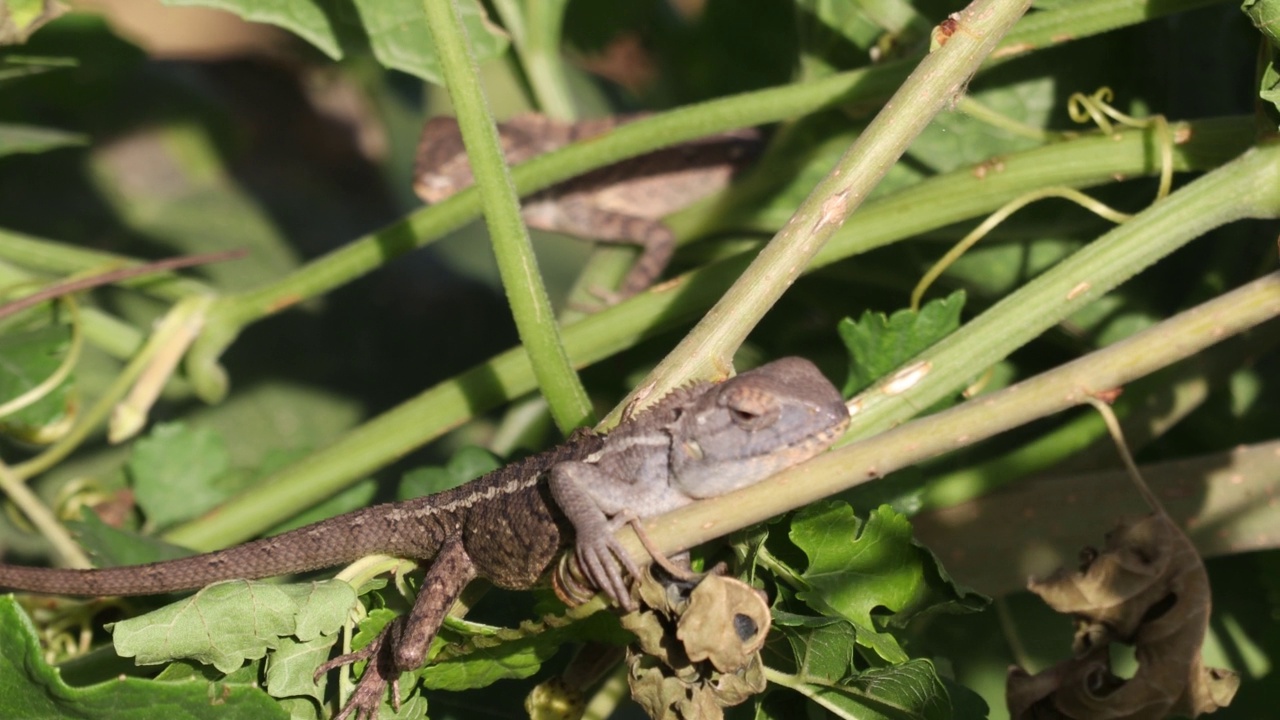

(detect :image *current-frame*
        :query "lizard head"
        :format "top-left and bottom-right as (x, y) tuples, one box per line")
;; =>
(668, 357), (849, 498)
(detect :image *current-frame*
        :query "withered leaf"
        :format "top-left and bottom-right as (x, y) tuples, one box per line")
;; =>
(622, 569), (769, 719)
(677, 574), (770, 673)
(1007, 513), (1239, 719)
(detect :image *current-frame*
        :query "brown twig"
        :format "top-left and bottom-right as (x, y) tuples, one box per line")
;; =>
(0, 248), (248, 321)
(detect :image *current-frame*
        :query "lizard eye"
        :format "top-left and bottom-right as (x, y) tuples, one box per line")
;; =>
(724, 391), (776, 429)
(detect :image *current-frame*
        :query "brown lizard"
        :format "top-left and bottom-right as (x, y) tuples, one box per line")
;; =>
(0, 357), (848, 720)
(413, 113), (761, 299)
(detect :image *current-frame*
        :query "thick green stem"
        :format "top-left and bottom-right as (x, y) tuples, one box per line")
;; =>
(422, 0), (592, 432)
(182, 0), (1213, 402)
(159, 117), (1251, 551)
(920, 328), (1280, 509)
(614, 0), (1031, 415)
(843, 144), (1280, 441)
(631, 270), (1280, 561)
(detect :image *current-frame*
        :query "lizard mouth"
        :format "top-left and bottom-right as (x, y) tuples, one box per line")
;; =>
(777, 411), (850, 460)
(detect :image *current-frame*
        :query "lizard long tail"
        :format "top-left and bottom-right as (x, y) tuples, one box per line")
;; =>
(0, 497), (452, 596)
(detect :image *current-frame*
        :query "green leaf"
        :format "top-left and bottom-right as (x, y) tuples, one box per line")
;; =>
(838, 291), (965, 396)
(111, 580), (355, 674)
(163, 0), (509, 84)
(126, 423), (233, 530)
(789, 503), (985, 662)
(261, 635), (333, 702)
(1244, 0), (1280, 48)
(771, 610), (858, 680)
(68, 509), (194, 567)
(771, 610), (962, 720)
(424, 605), (621, 691)
(942, 676), (991, 720)
(398, 445), (502, 501)
(162, 0), (340, 57)
(0, 322), (73, 441)
(1256, 42), (1280, 117)
(0, 122), (86, 155)
(807, 658), (953, 720)
(420, 629), (556, 691)
(0, 596), (286, 719)
(795, 0), (930, 77)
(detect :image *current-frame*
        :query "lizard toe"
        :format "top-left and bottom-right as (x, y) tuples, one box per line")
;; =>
(314, 643), (376, 682)
(332, 674), (389, 720)
(577, 537), (639, 610)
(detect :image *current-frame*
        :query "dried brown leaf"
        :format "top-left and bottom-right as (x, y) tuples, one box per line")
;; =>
(677, 574), (770, 673)
(621, 569), (769, 719)
(1007, 513), (1238, 719)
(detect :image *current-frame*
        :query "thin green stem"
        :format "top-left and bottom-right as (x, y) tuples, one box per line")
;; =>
(0, 256), (146, 360)
(613, 0), (1032, 418)
(0, 248), (244, 321)
(842, 144), (1280, 442)
(0, 458), (91, 568)
(0, 228), (215, 301)
(422, 0), (592, 433)
(753, 545), (806, 592)
(920, 327), (1279, 509)
(991, 0), (1218, 65)
(492, 0), (576, 119)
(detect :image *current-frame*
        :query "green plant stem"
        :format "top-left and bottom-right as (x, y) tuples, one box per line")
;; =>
(0, 229), (215, 301)
(762, 668), (847, 713)
(183, 61), (909, 400)
(914, 438), (1280, 597)
(0, 249), (244, 321)
(423, 0), (592, 433)
(181, 0), (1210, 402)
(161, 117), (1250, 551)
(491, 0), (576, 119)
(992, 0), (1217, 65)
(0, 459), (90, 568)
(842, 143), (1280, 442)
(614, 0), (1031, 416)
(628, 270), (1280, 563)
(920, 328), (1280, 509)
(0, 257), (146, 360)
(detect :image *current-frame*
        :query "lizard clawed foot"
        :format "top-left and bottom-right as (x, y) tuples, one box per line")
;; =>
(575, 535), (641, 611)
(315, 630), (403, 720)
(567, 511), (697, 611)
(570, 515), (643, 611)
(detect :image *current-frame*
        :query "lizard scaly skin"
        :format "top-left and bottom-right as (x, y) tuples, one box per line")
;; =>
(0, 357), (848, 719)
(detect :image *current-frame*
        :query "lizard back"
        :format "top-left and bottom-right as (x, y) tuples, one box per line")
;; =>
(0, 429), (605, 596)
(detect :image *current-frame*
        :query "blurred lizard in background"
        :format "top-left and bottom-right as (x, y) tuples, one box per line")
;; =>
(413, 113), (761, 300)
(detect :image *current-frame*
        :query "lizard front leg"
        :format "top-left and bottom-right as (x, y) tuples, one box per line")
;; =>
(317, 537), (477, 720)
(550, 460), (692, 610)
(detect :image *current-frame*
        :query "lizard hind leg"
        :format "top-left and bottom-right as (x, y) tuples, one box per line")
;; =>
(316, 538), (478, 720)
